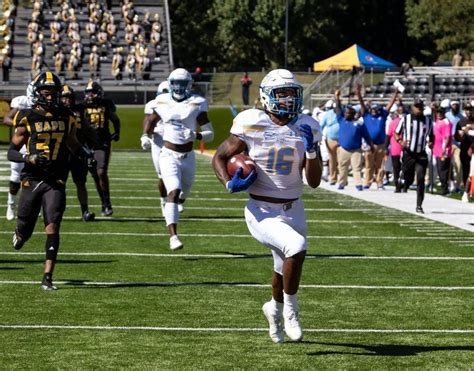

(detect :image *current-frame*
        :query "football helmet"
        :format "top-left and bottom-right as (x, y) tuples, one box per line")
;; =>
(31, 71), (62, 109)
(157, 80), (170, 96)
(167, 68), (192, 101)
(84, 80), (104, 106)
(60, 84), (75, 108)
(259, 69), (303, 119)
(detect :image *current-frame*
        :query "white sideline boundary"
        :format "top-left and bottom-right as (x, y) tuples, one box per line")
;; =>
(0, 324), (472, 334)
(1, 251), (474, 261)
(0, 281), (472, 290)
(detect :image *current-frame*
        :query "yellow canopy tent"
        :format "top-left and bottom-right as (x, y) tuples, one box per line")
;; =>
(313, 44), (396, 72)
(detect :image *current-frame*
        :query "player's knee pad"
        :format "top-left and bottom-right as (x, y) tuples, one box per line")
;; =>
(284, 235), (307, 258)
(9, 181), (21, 195)
(45, 234), (60, 261)
(164, 202), (179, 226)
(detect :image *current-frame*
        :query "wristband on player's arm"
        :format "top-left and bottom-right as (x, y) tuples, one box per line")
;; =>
(7, 143), (26, 163)
(199, 123), (214, 142)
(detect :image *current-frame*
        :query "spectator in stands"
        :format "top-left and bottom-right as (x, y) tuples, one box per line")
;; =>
(319, 99), (339, 185)
(395, 98), (433, 213)
(142, 11), (151, 43)
(125, 46), (136, 80)
(150, 25), (161, 61)
(357, 84), (399, 190)
(111, 47), (124, 80)
(446, 100), (465, 192)
(455, 102), (474, 202)
(67, 48), (80, 79)
(399, 62), (414, 79)
(385, 104), (404, 192)
(98, 23), (109, 61)
(132, 14), (141, 38)
(106, 14), (117, 46)
(433, 107), (453, 195)
(334, 89), (373, 191)
(31, 51), (42, 78)
(1, 51), (11, 84)
(452, 49), (463, 67)
(86, 16), (97, 45)
(125, 23), (134, 46)
(89, 45), (100, 79)
(54, 47), (66, 75)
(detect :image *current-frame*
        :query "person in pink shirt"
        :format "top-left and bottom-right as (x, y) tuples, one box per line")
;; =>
(433, 107), (453, 195)
(386, 104), (404, 192)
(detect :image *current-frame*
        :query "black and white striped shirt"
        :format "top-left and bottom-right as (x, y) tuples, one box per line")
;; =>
(395, 114), (433, 153)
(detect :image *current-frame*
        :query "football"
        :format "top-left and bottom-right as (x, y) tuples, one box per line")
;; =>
(227, 153), (256, 177)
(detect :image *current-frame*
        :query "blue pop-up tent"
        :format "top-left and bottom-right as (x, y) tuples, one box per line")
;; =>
(314, 44), (397, 71)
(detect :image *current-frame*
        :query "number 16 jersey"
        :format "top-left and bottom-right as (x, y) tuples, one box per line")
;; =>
(231, 109), (321, 199)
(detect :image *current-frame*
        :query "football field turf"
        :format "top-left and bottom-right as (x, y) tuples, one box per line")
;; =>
(0, 151), (473, 368)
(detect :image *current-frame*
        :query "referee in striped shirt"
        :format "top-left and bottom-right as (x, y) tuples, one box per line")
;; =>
(395, 98), (434, 213)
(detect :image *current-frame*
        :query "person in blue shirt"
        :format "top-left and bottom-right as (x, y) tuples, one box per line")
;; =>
(319, 100), (339, 185)
(445, 100), (465, 192)
(357, 85), (399, 190)
(334, 89), (373, 190)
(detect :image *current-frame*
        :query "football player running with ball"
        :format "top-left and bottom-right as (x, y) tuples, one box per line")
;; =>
(212, 69), (322, 343)
(8, 71), (94, 290)
(83, 81), (121, 217)
(142, 68), (214, 250)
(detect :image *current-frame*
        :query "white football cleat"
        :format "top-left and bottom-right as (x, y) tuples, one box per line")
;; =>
(169, 235), (183, 250)
(283, 310), (303, 342)
(6, 203), (15, 221)
(178, 204), (184, 213)
(262, 301), (284, 343)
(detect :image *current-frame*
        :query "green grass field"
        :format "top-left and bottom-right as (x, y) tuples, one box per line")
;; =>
(0, 151), (473, 368)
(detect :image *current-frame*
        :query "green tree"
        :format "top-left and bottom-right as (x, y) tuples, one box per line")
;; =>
(405, 0), (474, 64)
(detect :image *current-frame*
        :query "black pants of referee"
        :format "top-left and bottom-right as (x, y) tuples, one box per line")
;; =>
(402, 150), (428, 208)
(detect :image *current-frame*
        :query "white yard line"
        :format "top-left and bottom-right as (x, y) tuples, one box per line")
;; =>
(0, 280), (472, 290)
(1, 251), (473, 260)
(0, 324), (472, 334)
(0, 230), (471, 240)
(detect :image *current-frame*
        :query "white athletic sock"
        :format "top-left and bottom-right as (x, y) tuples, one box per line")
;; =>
(164, 202), (179, 226)
(270, 297), (283, 313)
(283, 292), (299, 315)
(8, 192), (16, 206)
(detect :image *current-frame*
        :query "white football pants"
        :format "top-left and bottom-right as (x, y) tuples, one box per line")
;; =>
(159, 147), (195, 199)
(245, 198), (307, 275)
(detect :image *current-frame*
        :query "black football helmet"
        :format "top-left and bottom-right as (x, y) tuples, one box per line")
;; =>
(84, 80), (104, 106)
(32, 71), (62, 109)
(60, 84), (75, 108)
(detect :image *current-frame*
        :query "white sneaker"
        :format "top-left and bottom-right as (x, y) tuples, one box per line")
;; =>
(169, 235), (183, 250)
(462, 192), (469, 203)
(178, 204), (184, 213)
(262, 301), (284, 343)
(283, 310), (303, 342)
(6, 204), (15, 221)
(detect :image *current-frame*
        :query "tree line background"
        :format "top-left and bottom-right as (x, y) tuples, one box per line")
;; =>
(169, 0), (474, 71)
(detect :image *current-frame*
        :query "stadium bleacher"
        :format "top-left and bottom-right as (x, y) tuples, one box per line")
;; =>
(1, 0), (172, 100)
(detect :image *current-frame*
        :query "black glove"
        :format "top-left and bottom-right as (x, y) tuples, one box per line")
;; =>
(111, 132), (120, 142)
(26, 153), (51, 169)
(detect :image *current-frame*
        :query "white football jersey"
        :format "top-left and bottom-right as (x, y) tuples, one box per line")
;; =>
(10, 95), (33, 110)
(153, 93), (208, 145)
(231, 109), (321, 199)
(144, 97), (164, 136)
